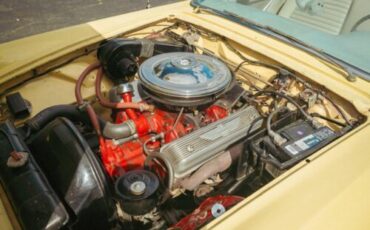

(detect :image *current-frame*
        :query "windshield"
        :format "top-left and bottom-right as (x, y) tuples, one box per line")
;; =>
(192, 0), (370, 80)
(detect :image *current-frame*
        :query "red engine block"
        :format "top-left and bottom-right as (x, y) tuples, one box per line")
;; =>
(100, 92), (228, 177)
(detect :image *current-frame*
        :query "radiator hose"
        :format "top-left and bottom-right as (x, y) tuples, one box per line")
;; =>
(25, 104), (106, 132)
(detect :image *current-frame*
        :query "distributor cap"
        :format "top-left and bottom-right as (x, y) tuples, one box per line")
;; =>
(139, 53), (233, 107)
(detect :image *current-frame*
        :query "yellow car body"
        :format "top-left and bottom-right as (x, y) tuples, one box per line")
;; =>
(0, 1), (370, 229)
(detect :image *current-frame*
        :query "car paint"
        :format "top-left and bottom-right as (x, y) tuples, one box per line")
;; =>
(0, 1), (370, 229)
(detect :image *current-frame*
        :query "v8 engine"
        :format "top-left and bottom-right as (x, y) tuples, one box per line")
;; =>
(0, 31), (359, 230)
(99, 51), (238, 178)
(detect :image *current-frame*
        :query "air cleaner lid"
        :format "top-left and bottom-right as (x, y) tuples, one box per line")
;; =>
(139, 53), (232, 106)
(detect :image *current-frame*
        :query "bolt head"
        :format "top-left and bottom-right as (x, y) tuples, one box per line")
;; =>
(130, 181), (146, 196)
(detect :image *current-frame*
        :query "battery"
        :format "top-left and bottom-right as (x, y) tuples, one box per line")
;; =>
(255, 119), (338, 169)
(280, 121), (337, 158)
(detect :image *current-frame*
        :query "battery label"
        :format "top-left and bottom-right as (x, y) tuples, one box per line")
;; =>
(284, 128), (334, 155)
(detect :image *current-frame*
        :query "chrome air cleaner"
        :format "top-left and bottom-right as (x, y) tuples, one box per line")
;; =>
(138, 53), (232, 107)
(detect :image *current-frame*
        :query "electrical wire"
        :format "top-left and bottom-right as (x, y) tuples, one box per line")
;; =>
(310, 113), (346, 127)
(223, 39), (289, 73)
(266, 106), (287, 137)
(253, 90), (312, 120)
(191, 26), (350, 127)
(288, 75), (352, 126)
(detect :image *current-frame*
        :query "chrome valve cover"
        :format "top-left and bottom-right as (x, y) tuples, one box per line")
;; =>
(156, 105), (262, 189)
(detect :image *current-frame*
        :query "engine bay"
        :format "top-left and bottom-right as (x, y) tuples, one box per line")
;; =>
(0, 21), (365, 229)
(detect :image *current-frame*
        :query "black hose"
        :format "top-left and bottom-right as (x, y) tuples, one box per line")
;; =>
(25, 105), (106, 133)
(318, 93), (352, 126)
(310, 113), (346, 127)
(0, 128), (19, 152)
(0, 121), (29, 153)
(267, 107), (287, 136)
(288, 75), (352, 126)
(253, 90), (312, 120)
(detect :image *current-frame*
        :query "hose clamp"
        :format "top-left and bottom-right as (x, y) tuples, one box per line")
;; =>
(140, 40), (155, 58)
(78, 101), (90, 111)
